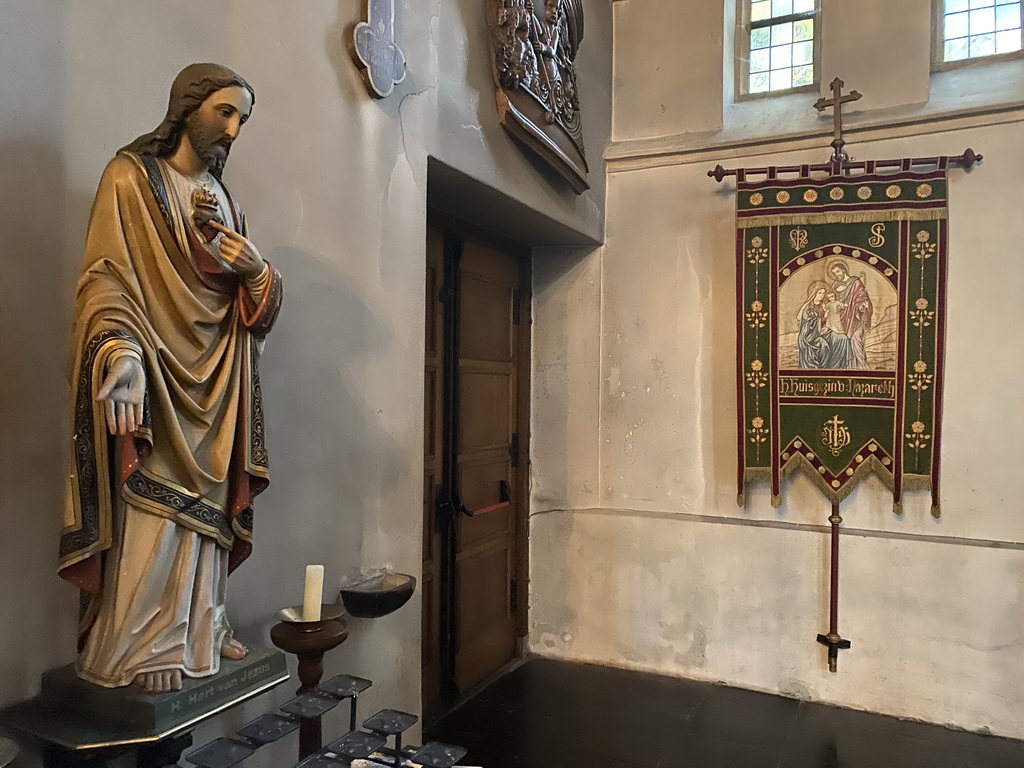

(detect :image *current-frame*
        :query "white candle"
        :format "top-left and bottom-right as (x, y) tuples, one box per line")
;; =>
(303, 565), (324, 622)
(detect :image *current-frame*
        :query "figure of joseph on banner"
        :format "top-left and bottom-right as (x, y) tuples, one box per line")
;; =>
(58, 64), (282, 694)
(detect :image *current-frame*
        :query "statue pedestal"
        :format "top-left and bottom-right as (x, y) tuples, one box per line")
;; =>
(0, 647), (288, 768)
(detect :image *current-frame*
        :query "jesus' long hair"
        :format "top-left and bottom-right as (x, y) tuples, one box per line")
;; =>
(120, 63), (255, 179)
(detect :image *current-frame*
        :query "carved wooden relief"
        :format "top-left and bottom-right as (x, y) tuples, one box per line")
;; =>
(486, 0), (589, 194)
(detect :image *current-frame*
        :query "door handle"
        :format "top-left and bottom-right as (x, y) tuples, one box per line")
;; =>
(459, 480), (511, 518)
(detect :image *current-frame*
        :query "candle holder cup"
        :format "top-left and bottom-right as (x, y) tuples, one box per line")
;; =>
(276, 602), (346, 632)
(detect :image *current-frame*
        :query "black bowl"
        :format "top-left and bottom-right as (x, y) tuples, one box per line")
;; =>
(339, 572), (417, 619)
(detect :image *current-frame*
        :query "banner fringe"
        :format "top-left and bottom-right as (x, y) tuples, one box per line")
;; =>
(739, 208), (947, 228)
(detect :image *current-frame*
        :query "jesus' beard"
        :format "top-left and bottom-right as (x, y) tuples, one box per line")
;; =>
(185, 113), (232, 177)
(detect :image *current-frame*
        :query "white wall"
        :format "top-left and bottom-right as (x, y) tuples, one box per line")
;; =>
(0, 2), (610, 764)
(531, 0), (1024, 739)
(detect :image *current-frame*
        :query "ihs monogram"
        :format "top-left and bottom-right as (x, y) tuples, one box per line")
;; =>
(822, 415), (851, 457)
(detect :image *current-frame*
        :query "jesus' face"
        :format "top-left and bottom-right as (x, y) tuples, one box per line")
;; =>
(185, 86), (253, 175)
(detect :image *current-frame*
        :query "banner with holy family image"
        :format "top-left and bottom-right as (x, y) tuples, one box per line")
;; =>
(736, 164), (947, 515)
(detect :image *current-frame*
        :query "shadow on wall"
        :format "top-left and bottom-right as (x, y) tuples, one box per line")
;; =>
(532, 244), (597, 508)
(326, 0), (374, 108)
(0, 139), (84, 704)
(236, 245), (407, 638)
(451, 0), (585, 196)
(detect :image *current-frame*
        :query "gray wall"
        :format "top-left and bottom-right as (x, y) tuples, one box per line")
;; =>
(0, 1), (610, 764)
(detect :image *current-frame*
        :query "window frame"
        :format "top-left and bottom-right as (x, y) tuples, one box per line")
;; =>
(932, 0), (1024, 72)
(736, 0), (822, 100)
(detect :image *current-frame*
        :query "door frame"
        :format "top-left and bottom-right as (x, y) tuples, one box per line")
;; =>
(424, 213), (532, 712)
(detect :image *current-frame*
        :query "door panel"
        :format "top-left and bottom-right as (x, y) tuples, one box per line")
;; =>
(459, 370), (511, 450)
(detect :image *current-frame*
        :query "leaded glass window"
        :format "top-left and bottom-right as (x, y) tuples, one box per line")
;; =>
(743, 0), (818, 95)
(941, 0), (1023, 62)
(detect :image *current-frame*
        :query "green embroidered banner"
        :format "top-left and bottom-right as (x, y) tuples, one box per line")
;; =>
(736, 166), (947, 514)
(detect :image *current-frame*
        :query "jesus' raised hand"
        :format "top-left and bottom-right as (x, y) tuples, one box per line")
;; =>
(209, 220), (266, 278)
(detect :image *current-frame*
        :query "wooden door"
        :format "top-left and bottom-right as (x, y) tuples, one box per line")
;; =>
(422, 224), (527, 717)
(454, 239), (520, 691)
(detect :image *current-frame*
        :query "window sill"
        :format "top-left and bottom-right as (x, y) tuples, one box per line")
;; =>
(734, 82), (817, 103)
(606, 57), (1024, 171)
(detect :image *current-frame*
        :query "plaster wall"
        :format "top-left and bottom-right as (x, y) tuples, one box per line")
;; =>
(531, 0), (1024, 739)
(0, 1), (610, 764)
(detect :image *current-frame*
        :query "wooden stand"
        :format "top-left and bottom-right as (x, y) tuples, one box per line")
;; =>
(270, 616), (349, 759)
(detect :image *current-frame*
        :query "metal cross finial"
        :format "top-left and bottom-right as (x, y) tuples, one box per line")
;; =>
(814, 77), (862, 167)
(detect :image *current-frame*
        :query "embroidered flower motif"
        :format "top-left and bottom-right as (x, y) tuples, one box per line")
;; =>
(916, 183), (932, 198)
(752, 417), (764, 429)
(915, 298), (929, 310)
(803, 189), (818, 203)
(830, 187), (844, 201)
(906, 422), (932, 450)
(746, 301), (768, 329)
(857, 186), (872, 200)
(776, 191), (791, 204)
(916, 230), (931, 243)
(751, 236), (764, 248)
(914, 360), (928, 373)
(749, 193), (764, 206)
(886, 184), (902, 199)
(746, 359), (768, 388)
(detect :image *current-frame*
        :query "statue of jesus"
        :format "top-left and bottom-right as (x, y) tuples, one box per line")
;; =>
(59, 63), (282, 695)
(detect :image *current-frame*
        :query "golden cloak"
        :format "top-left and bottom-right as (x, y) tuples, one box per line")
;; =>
(59, 152), (281, 634)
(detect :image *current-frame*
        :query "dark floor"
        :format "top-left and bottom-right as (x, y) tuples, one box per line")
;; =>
(425, 658), (1024, 768)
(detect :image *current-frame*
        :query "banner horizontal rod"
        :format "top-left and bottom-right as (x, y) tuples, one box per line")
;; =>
(707, 149), (983, 183)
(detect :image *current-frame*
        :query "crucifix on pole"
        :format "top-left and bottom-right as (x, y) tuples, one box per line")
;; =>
(814, 77), (862, 169)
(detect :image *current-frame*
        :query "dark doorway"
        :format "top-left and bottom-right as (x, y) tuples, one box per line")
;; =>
(423, 221), (530, 718)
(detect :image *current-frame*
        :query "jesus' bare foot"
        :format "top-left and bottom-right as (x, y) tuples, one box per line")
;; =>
(221, 638), (249, 660)
(134, 669), (183, 694)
